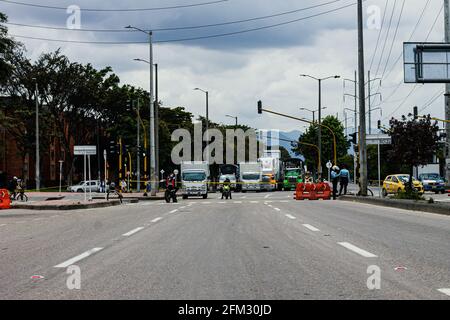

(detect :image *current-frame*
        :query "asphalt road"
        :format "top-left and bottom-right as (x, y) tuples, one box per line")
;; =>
(0, 191), (449, 300)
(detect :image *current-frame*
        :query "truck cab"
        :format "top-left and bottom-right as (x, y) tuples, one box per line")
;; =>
(181, 162), (210, 199)
(239, 162), (262, 193)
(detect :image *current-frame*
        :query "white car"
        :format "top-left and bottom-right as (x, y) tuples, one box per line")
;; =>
(67, 180), (101, 193)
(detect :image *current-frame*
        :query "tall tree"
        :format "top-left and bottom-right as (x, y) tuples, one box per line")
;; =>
(388, 114), (440, 190)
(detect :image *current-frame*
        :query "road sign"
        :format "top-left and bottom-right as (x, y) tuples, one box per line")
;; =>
(404, 42), (450, 83)
(326, 161), (333, 169)
(74, 145), (97, 156)
(366, 134), (391, 145)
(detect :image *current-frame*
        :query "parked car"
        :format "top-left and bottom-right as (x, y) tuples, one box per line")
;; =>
(67, 180), (101, 193)
(382, 175), (424, 197)
(418, 173), (446, 194)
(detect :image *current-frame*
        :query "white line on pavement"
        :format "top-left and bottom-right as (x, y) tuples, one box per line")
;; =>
(264, 194), (271, 199)
(54, 248), (104, 268)
(250, 201), (259, 204)
(240, 196), (247, 199)
(274, 208), (281, 212)
(285, 214), (296, 220)
(122, 227), (144, 237)
(234, 201), (242, 204)
(218, 202), (226, 204)
(303, 224), (320, 232)
(0, 224), (6, 227)
(338, 242), (378, 258)
(437, 288), (450, 296)
(169, 209), (178, 214)
(151, 217), (163, 223)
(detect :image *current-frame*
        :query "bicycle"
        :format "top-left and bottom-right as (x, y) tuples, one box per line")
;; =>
(107, 188), (123, 204)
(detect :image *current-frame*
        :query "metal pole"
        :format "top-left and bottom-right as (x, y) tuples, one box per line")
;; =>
(149, 31), (157, 196)
(378, 137), (381, 197)
(358, 0), (368, 196)
(35, 81), (40, 191)
(445, 0), (450, 184)
(84, 154), (87, 202)
(104, 150), (107, 200)
(318, 79), (322, 177)
(59, 160), (63, 194)
(97, 120), (101, 181)
(313, 111), (316, 124)
(368, 70), (371, 135)
(354, 70), (358, 185)
(137, 99), (141, 192)
(155, 63), (159, 189)
(88, 154), (92, 200)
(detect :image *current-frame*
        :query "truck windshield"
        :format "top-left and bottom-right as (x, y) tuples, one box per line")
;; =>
(243, 174), (260, 180)
(183, 172), (206, 182)
(286, 170), (299, 176)
(421, 174), (440, 180)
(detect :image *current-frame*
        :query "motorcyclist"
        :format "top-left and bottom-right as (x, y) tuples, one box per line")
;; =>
(165, 173), (178, 203)
(221, 177), (232, 200)
(8, 176), (18, 199)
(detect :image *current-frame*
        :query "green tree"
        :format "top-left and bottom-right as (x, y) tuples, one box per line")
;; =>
(388, 114), (440, 190)
(293, 115), (350, 175)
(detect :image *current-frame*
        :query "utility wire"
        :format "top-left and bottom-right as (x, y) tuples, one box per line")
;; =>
(0, 0), (229, 12)
(9, 1), (358, 45)
(369, 0), (388, 71)
(5, 0), (342, 33)
(374, 0), (397, 78)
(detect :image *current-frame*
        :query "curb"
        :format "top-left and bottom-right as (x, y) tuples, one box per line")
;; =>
(339, 196), (450, 216)
(11, 200), (123, 211)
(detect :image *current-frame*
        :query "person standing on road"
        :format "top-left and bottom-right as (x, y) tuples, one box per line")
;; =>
(331, 166), (340, 200)
(339, 165), (350, 196)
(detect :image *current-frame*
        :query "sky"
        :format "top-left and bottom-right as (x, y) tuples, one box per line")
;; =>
(1, 0), (448, 134)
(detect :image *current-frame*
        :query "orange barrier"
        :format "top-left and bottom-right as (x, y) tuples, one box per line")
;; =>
(295, 183), (318, 201)
(315, 183), (331, 200)
(0, 189), (11, 209)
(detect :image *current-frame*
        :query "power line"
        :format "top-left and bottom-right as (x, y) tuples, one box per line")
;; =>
(5, 0), (342, 33)
(368, 0), (388, 71)
(0, 0), (229, 12)
(9, 1), (358, 45)
(374, 0), (397, 78)
(420, 90), (444, 112)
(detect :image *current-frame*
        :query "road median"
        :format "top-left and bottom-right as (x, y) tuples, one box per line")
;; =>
(339, 195), (450, 216)
(10, 199), (123, 211)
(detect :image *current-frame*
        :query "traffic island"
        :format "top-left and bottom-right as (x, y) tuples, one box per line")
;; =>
(339, 195), (450, 216)
(11, 199), (123, 211)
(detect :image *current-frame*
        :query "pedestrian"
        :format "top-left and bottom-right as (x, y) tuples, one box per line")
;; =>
(339, 165), (350, 196)
(331, 166), (340, 200)
(120, 180), (127, 193)
(144, 180), (151, 196)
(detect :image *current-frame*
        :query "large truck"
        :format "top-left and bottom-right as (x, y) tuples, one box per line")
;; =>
(259, 150), (283, 191)
(181, 161), (210, 199)
(218, 164), (239, 192)
(282, 158), (304, 191)
(239, 162), (262, 193)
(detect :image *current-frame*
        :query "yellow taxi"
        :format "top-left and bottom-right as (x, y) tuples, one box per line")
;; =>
(382, 174), (424, 197)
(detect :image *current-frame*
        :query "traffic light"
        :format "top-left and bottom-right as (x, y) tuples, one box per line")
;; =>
(257, 100), (262, 114)
(413, 106), (418, 120)
(349, 132), (357, 144)
(377, 120), (381, 130)
(109, 140), (119, 155)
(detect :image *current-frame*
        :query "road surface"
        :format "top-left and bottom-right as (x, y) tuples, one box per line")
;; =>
(0, 191), (449, 299)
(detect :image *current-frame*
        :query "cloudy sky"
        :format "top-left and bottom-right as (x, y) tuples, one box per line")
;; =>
(0, 0), (447, 133)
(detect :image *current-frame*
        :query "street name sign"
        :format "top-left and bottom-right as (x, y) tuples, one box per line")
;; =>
(366, 134), (391, 146)
(74, 145), (97, 156)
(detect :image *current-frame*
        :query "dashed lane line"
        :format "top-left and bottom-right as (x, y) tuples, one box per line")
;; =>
(54, 248), (104, 268)
(437, 288), (450, 296)
(285, 214), (296, 220)
(151, 217), (163, 223)
(169, 209), (178, 214)
(274, 208), (281, 212)
(0, 224), (6, 227)
(122, 227), (144, 237)
(264, 194), (271, 199)
(337, 242), (378, 258)
(303, 224), (320, 232)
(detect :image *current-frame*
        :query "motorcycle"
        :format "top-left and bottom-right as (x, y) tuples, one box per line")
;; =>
(222, 185), (232, 200)
(165, 186), (178, 203)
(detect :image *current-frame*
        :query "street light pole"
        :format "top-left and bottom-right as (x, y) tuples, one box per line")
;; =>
(126, 25), (157, 196)
(226, 115), (238, 128)
(34, 79), (40, 191)
(194, 88), (210, 163)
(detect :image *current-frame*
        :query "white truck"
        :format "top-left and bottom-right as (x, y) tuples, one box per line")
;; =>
(239, 162), (262, 193)
(181, 161), (210, 199)
(259, 151), (282, 191)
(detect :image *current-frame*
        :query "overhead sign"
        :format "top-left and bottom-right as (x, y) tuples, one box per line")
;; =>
(74, 145), (97, 156)
(366, 134), (392, 145)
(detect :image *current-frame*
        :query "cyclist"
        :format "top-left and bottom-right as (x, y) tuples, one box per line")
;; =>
(8, 176), (18, 200)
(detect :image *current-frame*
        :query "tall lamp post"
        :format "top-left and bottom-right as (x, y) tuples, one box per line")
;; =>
(126, 25), (157, 196)
(299, 107), (327, 124)
(226, 115), (238, 128)
(299, 74), (340, 178)
(194, 88), (209, 163)
(33, 78), (40, 191)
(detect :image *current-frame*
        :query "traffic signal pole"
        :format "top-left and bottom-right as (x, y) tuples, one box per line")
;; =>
(445, 0), (450, 185)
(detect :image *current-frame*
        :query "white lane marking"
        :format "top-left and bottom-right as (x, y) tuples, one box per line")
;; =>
(285, 214), (296, 220)
(151, 217), (163, 223)
(142, 202), (153, 206)
(338, 242), (378, 258)
(0, 224), (6, 227)
(240, 196), (247, 199)
(33, 218), (44, 221)
(437, 288), (450, 296)
(274, 208), (281, 212)
(123, 227), (144, 237)
(169, 209), (178, 214)
(203, 202), (211, 204)
(218, 202), (226, 204)
(234, 201), (242, 204)
(179, 207), (186, 210)
(303, 224), (320, 232)
(15, 221), (26, 224)
(250, 201), (259, 204)
(54, 248), (103, 268)
(51, 215), (60, 218)
(280, 200), (289, 203)
(264, 194), (271, 199)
